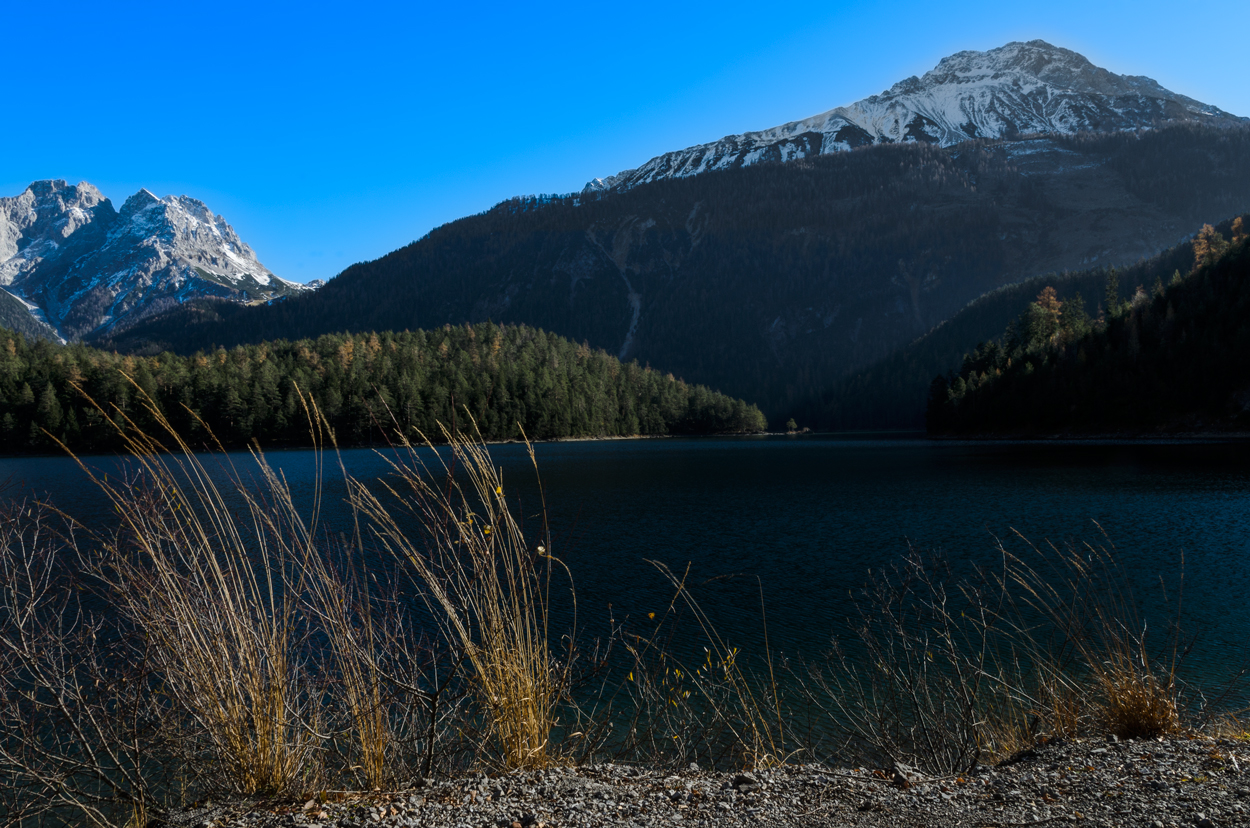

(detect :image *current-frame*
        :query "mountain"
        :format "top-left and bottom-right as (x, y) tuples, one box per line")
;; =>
(928, 218), (1250, 435)
(108, 121), (1250, 419)
(103, 43), (1250, 419)
(586, 40), (1245, 192)
(797, 221), (1223, 432)
(0, 180), (307, 341)
(0, 289), (60, 342)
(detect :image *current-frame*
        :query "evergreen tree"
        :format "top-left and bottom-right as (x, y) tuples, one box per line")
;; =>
(1104, 268), (1121, 318)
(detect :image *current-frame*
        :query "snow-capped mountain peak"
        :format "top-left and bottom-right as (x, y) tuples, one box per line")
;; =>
(0, 180), (110, 285)
(587, 40), (1245, 192)
(0, 180), (306, 340)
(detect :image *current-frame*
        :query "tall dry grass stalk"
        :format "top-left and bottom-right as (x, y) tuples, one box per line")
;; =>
(993, 532), (1183, 741)
(643, 562), (788, 768)
(346, 421), (567, 770)
(0, 499), (174, 826)
(301, 535), (395, 789)
(810, 534), (1188, 773)
(71, 390), (324, 795)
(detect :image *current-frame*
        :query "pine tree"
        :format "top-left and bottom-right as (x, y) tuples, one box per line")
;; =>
(1104, 268), (1121, 318)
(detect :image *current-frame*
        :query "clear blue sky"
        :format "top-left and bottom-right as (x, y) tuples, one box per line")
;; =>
(4, 1), (1246, 284)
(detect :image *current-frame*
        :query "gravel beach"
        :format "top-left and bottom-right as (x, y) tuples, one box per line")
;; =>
(162, 734), (1250, 828)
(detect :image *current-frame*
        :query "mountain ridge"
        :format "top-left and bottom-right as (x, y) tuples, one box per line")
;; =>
(105, 123), (1250, 420)
(928, 218), (1250, 434)
(586, 40), (1245, 193)
(0, 179), (308, 341)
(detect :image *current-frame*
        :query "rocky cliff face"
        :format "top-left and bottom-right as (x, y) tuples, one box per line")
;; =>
(0, 180), (307, 340)
(586, 40), (1245, 192)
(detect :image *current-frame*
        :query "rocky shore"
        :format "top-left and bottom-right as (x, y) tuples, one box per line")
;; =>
(163, 735), (1250, 828)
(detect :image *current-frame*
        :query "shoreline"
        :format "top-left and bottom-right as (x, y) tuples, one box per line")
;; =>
(929, 429), (1250, 442)
(9, 428), (1250, 460)
(166, 734), (1250, 828)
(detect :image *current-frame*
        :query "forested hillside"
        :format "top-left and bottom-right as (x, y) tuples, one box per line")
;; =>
(0, 323), (766, 454)
(794, 220), (1223, 431)
(0, 291), (58, 342)
(104, 124), (1250, 420)
(928, 219), (1250, 434)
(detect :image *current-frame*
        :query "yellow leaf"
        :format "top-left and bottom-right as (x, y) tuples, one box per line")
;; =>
(648, 612), (655, 619)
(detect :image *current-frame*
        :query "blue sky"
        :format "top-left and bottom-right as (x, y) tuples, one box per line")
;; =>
(4, 1), (1247, 284)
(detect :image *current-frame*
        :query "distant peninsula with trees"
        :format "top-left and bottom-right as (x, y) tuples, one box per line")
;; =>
(0, 322), (767, 453)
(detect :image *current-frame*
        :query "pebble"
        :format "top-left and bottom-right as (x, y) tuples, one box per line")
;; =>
(161, 735), (1250, 828)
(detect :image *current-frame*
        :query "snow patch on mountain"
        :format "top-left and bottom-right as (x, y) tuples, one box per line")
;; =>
(0, 180), (304, 340)
(587, 40), (1246, 192)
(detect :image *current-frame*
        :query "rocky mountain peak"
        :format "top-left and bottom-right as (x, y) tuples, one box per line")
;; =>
(1, 180), (114, 285)
(915, 40), (1181, 103)
(1, 181), (306, 340)
(587, 41), (1245, 192)
(119, 187), (161, 217)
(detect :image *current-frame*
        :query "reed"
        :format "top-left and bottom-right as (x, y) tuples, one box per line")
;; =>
(345, 421), (567, 770)
(74, 393), (324, 795)
(993, 532), (1183, 741)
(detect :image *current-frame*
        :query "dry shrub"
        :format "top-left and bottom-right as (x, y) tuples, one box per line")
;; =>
(347, 422), (567, 770)
(585, 563), (791, 770)
(75, 398), (324, 795)
(0, 499), (175, 826)
(997, 532), (1183, 741)
(808, 549), (995, 774)
(646, 562), (788, 768)
(810, 533), (1188, 774)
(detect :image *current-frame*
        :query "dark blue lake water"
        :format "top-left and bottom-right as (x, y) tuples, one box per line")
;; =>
(4, 435), (1249, 691)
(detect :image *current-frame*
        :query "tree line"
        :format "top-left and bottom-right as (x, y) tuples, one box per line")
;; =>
(928, 216), (1250, 434)
(102, 123), (1250, 423)
(0, 322), (767, 453)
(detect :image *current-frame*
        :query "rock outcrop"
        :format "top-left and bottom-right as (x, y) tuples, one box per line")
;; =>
(0, 180), (306, 340)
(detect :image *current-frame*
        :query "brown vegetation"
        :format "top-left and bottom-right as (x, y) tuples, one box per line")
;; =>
(0, 387), (1235, 825)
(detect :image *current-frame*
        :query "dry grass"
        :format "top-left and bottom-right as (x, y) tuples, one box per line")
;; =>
(346, 420), (567, 770)
(71, 394), (324, 795)
(1208, 713), (1250, 741)
(1092, 645), (1181, 739)
(302, 539), (394, 789)
(995, 532), (1183, 742)
(3, 372), (1234, 823)
(806, 534), (1190, 773)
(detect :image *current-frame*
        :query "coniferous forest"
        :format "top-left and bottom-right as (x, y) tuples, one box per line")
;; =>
(101, 124), (1250, 423)
(0, 323), (767, 454)
(801, 216), (1234, 431)
(928, 218), (1250, 434)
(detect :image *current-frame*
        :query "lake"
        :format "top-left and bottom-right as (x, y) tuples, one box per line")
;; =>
(3, 434), (1249, 697)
